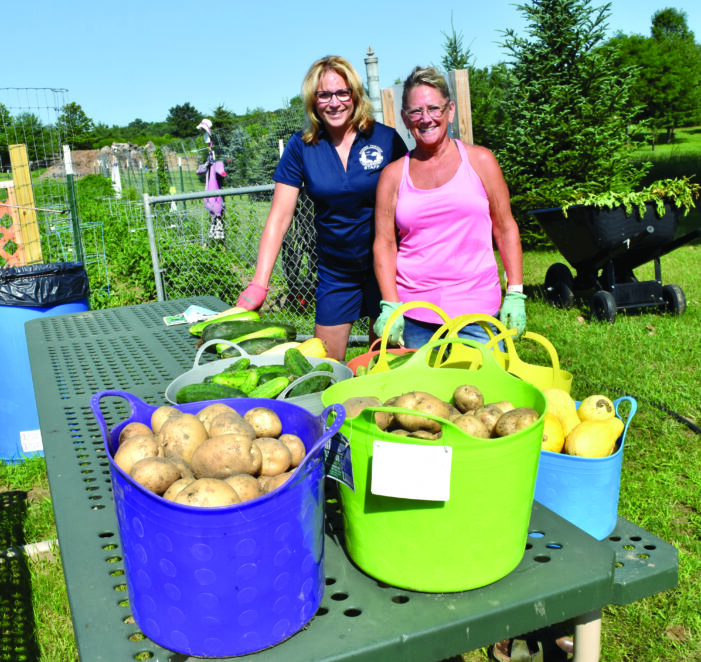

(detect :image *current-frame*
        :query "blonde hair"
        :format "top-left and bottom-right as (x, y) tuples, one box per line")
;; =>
(300, 55), (375, 144)
(402, 66), (451, 109)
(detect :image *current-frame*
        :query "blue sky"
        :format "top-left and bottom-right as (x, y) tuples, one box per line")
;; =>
(4, 0), (700, 127)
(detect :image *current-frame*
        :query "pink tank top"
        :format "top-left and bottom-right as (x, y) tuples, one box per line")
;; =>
(394, 140), (501, 323)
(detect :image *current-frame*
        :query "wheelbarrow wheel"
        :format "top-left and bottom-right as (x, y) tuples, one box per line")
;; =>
(544, 263), (575, 309)
(662, 284), (686, 315)
(591, 291), (617, 323)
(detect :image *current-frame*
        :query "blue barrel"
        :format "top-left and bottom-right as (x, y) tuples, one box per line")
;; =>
(0, 262), (90, 463)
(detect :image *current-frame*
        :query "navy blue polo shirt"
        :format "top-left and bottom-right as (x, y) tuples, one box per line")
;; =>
(274, 122), (407, 271)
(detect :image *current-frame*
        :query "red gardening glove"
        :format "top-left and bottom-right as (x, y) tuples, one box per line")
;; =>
(237, 283), (268, 310)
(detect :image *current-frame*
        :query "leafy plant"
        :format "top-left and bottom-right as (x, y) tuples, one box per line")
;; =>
(562, 176), (701, 217)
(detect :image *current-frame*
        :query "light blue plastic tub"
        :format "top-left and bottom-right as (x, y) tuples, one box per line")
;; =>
(534, 397), (637, 540)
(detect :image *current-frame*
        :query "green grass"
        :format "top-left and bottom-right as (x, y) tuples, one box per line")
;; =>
(2, 141), (701, 660)
(632, 125), (701, 156)
(2, 241), (700, 661)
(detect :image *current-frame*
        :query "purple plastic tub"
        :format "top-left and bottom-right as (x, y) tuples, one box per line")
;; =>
(90, 390), (344, 658)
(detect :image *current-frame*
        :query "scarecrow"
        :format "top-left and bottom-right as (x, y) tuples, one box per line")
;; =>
(196, 118), (227, 243)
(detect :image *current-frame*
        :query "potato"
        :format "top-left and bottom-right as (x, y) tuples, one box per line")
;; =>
(341, 396), (391, 429)
(490, 400), (516, 414)
(167, 455), (195, 479)
(255, 438), (293, 476)
(393, 391), (451, 433)
(190, 433), (263, 478)
(494, 407), (540, 437)
(114, 434), (161, 474)
(474, 404), (505, 436)
(163, 477), (196, 501)
(278, 433), (306, 467)
(452, 413), (491, 438)
(174, 478), (241, 507)
(224, 474), (263, 502)
(160, 413), (208, 463)
(118, 421), (153, 446)
(196, 402), (237, 434)
(150, 406), (180, 435)
(258, 471), (293, 494)
(244, 407), (283, 438)
(129, 457), (181, 494)
(342, 396), (382, 419)
(407, 429), (442, 440)
(453, 385), (484, 414)
(209, 411), (256, 440)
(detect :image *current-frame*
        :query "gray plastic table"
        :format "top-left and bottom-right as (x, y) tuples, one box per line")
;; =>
(25, 296), (678, 662)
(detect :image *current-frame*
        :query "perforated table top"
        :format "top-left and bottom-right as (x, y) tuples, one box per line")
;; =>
(25, 297), (678, 662)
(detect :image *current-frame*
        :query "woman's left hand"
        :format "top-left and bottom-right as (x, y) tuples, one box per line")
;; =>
(500, 292), (527, 338)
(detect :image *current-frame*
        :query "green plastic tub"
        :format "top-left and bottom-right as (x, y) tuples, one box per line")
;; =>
(321, 338), (546, 593)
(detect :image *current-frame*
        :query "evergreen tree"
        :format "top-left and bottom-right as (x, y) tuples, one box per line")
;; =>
(166, 102), (201, 138)
(441, 14), (472, 71)
(494, 0), (648, 243)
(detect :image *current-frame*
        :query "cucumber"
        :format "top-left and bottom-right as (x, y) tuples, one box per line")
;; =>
(219, 337), (290, 358)
(212, 369), (259, 393)
(283, 347), (314, 376)
(175, 383), (247, 404)
(202, 319), (296, 349)
(258, 370), (293, 385)
(223, 357), (251, 372)
(248, 376), (290, 399)
(287, 372), (333, 397)
(188, 310), (261, 337)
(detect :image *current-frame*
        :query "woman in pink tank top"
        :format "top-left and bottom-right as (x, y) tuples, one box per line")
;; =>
(372, 65), (526, 348)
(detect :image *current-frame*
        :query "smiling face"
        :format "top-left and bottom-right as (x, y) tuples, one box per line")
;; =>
(402, 84), (455, 149)
(315, 70), (355, 134)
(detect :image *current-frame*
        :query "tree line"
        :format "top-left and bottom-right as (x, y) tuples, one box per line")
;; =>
(2, 1), (698, 243)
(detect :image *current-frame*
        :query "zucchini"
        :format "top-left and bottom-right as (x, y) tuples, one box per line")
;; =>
(202, 319), (296, 349)
(284, 347), (314, 376)
(248, 376), (290, 399)
(219, 337), (291, 358)
(188, 310), (260, 337)
(175, 383), (247, 404)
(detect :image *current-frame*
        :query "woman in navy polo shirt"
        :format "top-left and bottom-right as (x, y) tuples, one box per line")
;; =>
(237, 55), (407, 360)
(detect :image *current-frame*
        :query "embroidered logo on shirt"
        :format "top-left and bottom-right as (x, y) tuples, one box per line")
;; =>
(359, 144), (384, 170)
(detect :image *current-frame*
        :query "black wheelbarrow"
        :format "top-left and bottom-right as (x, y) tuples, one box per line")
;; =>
(529, 200), (701, 323)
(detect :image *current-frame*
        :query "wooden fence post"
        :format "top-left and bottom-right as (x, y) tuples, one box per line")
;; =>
(8, 144), (43, 265)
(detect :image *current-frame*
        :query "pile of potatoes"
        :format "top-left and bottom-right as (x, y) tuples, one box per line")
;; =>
(113, 403), (307, 507)
(342, 384), (540, 440)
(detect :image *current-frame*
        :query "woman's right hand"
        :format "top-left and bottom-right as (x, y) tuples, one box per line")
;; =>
(373, 300), (404, 345)
(237, 283), (268, 310)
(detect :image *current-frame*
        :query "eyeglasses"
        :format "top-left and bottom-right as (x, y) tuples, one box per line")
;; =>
(404, 102), (450, 121)
(315, 88), (352, 104)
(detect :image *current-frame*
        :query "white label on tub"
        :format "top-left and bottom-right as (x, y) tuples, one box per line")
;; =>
(371, 440), (452, 501)
(20, 429), (43, 453)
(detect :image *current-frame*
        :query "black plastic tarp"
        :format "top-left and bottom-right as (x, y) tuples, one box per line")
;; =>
(0, 262), (90, 307)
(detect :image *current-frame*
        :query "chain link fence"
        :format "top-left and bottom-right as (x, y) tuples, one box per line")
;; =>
(109, 111), (370, 338)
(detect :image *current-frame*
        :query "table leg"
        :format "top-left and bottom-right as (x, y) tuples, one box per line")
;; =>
(573, 609), (602, 662)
